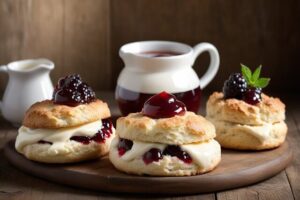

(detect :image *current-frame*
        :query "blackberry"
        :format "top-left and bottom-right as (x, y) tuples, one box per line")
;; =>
(223, 73), (247, 99)
(242, 87), (262, 105)
(53, 74), (96, 106)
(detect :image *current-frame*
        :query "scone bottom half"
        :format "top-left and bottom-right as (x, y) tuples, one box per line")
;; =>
(206, 64), (288, 150)
(110, 92), (221, 176)
(15, 74), (116, 163)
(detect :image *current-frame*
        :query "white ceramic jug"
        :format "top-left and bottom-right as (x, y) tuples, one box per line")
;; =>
(0, 58), (54, 126)
(115, 41), (220, 115)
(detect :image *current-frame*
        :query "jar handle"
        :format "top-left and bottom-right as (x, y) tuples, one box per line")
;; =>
(0, 65), (8, 111)
(192, 43), (220, 89)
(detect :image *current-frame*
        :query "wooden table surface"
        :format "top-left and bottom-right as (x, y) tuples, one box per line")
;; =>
(0, 92), (299, 200)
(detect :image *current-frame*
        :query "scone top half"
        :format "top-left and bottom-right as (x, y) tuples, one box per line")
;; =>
(117, 111), (216, 145)
(23, 99), (111, 129)
(207, 92), (285, 126)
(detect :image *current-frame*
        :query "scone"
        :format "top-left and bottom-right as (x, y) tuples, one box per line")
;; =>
(15, 74), (115, 163)
(206, 65), (287, 150)
(109, 92), (221, 176)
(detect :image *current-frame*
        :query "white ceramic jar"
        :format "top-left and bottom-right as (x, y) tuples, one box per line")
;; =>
(0, 59), (54, 126)
(115, 41), (220, 115)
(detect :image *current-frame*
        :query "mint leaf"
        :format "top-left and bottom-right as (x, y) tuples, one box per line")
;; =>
(240, 64), (270, 89)
(241, 64), (252, 84)
(256, 78), (270, 88)
(252, 65), (261, 82)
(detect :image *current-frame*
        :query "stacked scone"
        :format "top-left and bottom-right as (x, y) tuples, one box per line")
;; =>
(109, 92), (221, 176)
(15, 74), (115, 163)
(206, 65), (287, 150)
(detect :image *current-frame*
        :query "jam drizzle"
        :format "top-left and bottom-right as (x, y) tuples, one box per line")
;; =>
(70, 119), (113, 144)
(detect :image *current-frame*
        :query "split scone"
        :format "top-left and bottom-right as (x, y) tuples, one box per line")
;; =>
(109, 92), (221, 176)
(206, 65), (287, 150)
(15, 74), (115, 163)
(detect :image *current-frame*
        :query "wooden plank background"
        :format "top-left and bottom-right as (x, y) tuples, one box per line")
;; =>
(0, 0), (299, 94)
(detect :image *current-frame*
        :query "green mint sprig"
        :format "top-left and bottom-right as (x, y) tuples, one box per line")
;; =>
(241, 64), (270, 88)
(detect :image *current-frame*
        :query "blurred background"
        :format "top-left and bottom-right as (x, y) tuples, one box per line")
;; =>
(0, 0), (299, 95)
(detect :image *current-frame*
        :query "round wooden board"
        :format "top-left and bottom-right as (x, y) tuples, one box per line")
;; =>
(4, 140), (292, 195)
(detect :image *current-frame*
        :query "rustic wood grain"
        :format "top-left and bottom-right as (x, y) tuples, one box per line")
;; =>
(62, 0), (111, 90)
(0, 0), (111, 93)
(0, 0), (64, 92)
(1, 1), (300, 93)
(285, 96), (300, 200)
(217, 171), (294, 200)
(110, 0), (300, 94)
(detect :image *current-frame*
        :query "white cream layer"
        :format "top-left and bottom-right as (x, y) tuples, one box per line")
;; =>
(211, 119), (272, 142)
(15, 120), (103, 152)
(111, 137), (221, 169)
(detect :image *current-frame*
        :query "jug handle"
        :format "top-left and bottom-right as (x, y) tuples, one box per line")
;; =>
(0, 65), (8, 111)
(192, 43), (220, 89)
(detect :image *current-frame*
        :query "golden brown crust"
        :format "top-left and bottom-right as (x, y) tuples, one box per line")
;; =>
(206, 92), (285, 125)
(23, 99), (111, 129)
(116, 112), (216, 145)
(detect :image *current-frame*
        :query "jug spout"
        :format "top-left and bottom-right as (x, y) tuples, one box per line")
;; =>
(7, 58), (54, 74)
(33, 63), (54, 74)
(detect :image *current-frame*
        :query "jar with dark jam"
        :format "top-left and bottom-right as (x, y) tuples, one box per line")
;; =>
(115, 41), (220, 116)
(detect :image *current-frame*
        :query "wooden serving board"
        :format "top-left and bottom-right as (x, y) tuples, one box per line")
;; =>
(4, 140), (292, 195)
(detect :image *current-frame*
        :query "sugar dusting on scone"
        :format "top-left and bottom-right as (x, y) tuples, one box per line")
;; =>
(206, 64), (287, 150)
(15, 74), (115, 163)
(109, 92), (221, 176)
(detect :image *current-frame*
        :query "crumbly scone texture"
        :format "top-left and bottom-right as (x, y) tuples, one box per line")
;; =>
(109, 138), (221, 176)
(208, 118), (287, 150)
(116, 112), (216, 145)
(23, 99), (111, 129)
(206, 92), (285, 126)
(17, 135), (114, 163)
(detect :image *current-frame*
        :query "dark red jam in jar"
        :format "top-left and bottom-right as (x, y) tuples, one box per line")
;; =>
(116, 86), (201, 116)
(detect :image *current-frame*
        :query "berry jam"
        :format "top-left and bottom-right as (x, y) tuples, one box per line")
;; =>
(116, 86), (201, 116)
(163, 145), (192, 164)
(70, 119), (113, 144)
(53, 74), (96, 106)
(117, 138), (134, 156)
(117, 138), (193, 165)
(142, 91), (187, 119)
(143, 148), (163, 165)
